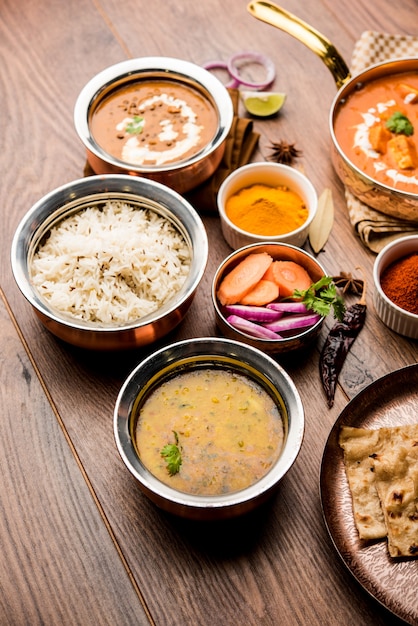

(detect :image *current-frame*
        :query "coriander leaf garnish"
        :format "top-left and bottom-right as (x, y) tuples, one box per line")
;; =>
(161, 431), (182, 476)
(293, 276), (345, 321)
(385, 111), (414, 136)
(126, 115), (145, 135)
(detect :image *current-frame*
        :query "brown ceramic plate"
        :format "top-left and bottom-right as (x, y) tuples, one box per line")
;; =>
(320, 363), (418, 625)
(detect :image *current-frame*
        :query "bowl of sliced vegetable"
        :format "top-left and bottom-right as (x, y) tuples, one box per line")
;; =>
(212, 242), (342, 354)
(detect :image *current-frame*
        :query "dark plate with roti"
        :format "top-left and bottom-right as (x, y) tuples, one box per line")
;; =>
(320, 363), (418, 625)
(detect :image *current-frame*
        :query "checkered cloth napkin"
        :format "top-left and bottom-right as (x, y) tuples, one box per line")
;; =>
(345, 31), (418, 252)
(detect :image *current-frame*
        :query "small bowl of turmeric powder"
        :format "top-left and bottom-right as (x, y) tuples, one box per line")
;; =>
(373, 235), (418, 339)
(217, 162), (317, 249)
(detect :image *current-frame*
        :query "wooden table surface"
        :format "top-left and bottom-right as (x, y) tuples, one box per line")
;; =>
(1, 0), (417, 624)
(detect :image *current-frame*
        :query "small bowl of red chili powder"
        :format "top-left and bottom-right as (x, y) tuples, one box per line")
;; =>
(373, 235), (418, 339)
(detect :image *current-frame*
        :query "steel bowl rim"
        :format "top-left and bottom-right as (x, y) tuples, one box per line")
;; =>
(74, 56), (234, 174)
(113, 336), (305, 511)
(10, 174), (208, 334)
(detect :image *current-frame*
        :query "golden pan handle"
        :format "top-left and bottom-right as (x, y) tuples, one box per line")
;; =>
(247, 1), (351, 89)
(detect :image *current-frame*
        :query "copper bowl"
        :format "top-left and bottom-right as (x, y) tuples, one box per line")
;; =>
(74, 57), (234, 194)
(114, 337), (304, 520)
(11, 175), (208, 351)
(212, 242), (327, 354)
(329, 58), (418, 222)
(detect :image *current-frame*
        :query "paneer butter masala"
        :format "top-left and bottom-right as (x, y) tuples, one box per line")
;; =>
(135, 368), (285, 496)
(90, 79), (219, 167)
(334, 72), (418, 193)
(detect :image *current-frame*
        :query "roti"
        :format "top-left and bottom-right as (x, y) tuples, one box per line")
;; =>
(372, 425), (418, 557)
(339, 426), (387, 540)
(339, 424), (418, 557)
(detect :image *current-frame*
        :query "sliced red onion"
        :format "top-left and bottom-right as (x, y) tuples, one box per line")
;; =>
(203, 60), (229, 70)
(202, 61), (241, 88)
(226, 315), (282, 340)
(224, 304), (283, 322)
(227, 51), (276, 89)
(263, 313), (321, 332)
(267, 302), (308, 313)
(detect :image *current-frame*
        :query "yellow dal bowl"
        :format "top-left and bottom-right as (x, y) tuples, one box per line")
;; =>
(114, 337), (304, 520)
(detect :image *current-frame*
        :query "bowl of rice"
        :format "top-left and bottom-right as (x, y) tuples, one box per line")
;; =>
(11, 174), (208, 350)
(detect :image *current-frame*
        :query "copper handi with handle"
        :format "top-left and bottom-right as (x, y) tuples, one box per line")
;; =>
(248, 0), (350, 88)
(248, 0), (418, 222)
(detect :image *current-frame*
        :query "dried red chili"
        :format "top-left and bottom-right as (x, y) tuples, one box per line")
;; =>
(380, 252), (418, 315)
(319, 274), (367, 408)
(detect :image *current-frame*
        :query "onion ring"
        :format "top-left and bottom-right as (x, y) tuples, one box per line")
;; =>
(227, 51), (275, 89)
(202, 61), (241, 89)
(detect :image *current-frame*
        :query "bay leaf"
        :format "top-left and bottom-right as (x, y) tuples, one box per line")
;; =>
(309, 187), (334, 253)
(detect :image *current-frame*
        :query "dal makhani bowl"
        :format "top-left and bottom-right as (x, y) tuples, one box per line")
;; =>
(114, 337), (304, 520)
(11, 175), (208, 350)
(74, 57), (234, 194)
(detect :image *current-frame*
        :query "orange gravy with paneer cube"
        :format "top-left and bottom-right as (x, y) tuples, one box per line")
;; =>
(334, 71), (418, 192)
(135, 368), (285, 495)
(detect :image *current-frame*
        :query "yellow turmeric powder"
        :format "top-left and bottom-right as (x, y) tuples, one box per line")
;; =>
(225, 184), (308, 236)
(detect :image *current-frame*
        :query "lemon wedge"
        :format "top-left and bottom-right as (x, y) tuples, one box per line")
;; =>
(241, 91), (286, 117)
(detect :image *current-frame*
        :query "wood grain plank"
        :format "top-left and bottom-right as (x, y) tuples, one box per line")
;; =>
(0, 292), (152, 625)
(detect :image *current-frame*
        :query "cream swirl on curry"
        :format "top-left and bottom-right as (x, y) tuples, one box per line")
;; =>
(90, 79), (219, 167)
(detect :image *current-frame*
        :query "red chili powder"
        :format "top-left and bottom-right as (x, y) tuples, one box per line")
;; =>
(380, 252), (418, 315)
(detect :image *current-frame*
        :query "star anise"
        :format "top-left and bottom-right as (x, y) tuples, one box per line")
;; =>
(268, 140), (302, 165)
(333, 271), (364, 295)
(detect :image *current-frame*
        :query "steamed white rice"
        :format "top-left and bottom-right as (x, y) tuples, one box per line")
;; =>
(31, 201), (191, 325)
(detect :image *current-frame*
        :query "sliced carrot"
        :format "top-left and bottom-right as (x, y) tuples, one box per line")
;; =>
(262, 261), (280, 283)
(240, 279), (279, 306)
(217, 252), (273, 306)
(264, 260), (312, 298)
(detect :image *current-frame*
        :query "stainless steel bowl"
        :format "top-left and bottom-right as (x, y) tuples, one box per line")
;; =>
(74, 57), (234, 194)
(212, 242), (327, 354)
(11, 174), (208, 350)
(114, 337), (304, 520)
